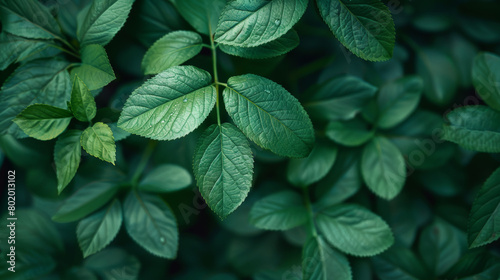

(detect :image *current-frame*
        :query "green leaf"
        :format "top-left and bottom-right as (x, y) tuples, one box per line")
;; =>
(219, 29), (299, 59)
(361, 137), (406, 200)
(193, 123), (253, 219)
(302, 235), (352, 280)
(55, 130), (82, 194)
(0, 60), (71, 138)
(118, 66), (216, 140)
(468, 167), (500, 248)
(77, 199), (123, 258)
(316, 203), (394, 257)
(249, 191), (308, 230)
(71, 75), (97, 122)
(77, 0), (134, 46)
(0, 32), (48, 70)
(326, 118), (374, 147)
(472, 52), (500, 111)
(108, 122), (130, 142)
(84, 248), (141, 280)
(416, 48), (458, 106)
(139, 164), (192, 193)
(171, 0), (226, 36)
(0, 0), (63, 39)
(80, 122), (116, 164)
(443, 106), (500, 153)
(215, 0), (308, 47)
(13, 104), (73, 140)
(52, 181), (120, 223)
(123, 191), (178, 259)
(372, 246), (430, 280)
(71, 44), (116, 91)
(418, 219), (462, 276)
(316, 0), (395, 61)
(142, 31), (203, 75)
(305, 76), (377, 121)
(376, 76), (423, 129)
(287, 141), (338, 187)
(223, 74), (315, 158)
(444, 250), (495, 280)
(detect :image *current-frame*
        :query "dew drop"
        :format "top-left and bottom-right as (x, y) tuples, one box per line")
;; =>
(264, 89), (270, 93)
(183, 98), (188, 103)
(274, 19), (281, 25)
(160, 237), (165, 244)
(161, 120), (165, 123)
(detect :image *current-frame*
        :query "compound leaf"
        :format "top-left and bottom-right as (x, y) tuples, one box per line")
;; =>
(80, 122), (116, 165)
(55, 130), (82, 194)
(249, 191), (308, 230)
(13, 104), (73, 140)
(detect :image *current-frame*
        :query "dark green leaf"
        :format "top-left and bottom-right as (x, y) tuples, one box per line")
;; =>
(13, 104), (73, 140)
(472, 52), (500, 111)
(249, 191), (308, 230)
(80, 122), (116, 164)
(71, 75), (97, 122)
(55, 130), (82, 194)
(171, 0), (226, 36)
(84, 248), (141, 280)
(139, 164), (192, 193)
(326, 118), (374, 147)
(302, 236), (352, 280)
(71, 44), (116, 91)
(372, 246), (429, 280)
(0, 32), (48, 70)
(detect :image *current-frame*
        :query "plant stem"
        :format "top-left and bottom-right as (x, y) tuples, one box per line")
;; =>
(303, 188), (318, 238)
(209, 30), (221, 126)
(131, 140), (158, 186)
(48, 44), (80, 59)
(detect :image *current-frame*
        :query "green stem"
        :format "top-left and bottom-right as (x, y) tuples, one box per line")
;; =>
(131, 140), (158, 186)
(210, 34), (221, 126)
(47, 44), (80, 59)
(303, 188), (318, 238)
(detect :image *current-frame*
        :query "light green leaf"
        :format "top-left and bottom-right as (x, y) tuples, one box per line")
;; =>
(193, 123), (253, 219)
(81, 122), (116, 164)
(302, 235), (352, 280)
(416, 48), (458, 106)
(215, 0), (308, 47)
(219, 29), (299, 59)
(123, 191), (178, 259)
(0, 0), (63, 39)
(326, 118), (374, 147)
(372, 246), (430, 280)
(77, 0), (134, 46)
(13, 104), (73, 140)
(0, 32), (48, 70)
(472, 52), (500, 111)
(316, 0), (395, 61)
(118, 66), (216, 141)
(376, 76), (423, 129)
(249, 191), (307, 230)
(139, 164), (192, 193)
(316, 203), (394, 257)
(171, 0), (226, 36)
(0, 60), (71, 138)
(223, 74), (315, 158)
(71, 44), (116, 91)
(52, 181), (120, 222)
(305, 76), (377, 121)
(418, 219), (462, 276)
(468, 167), (500, 248)
(142, 30), (203, 75)
(77, 199), (123, 258)
(361, 137), (406, 200)
(287, 141), (338, 187)
(71, 75), (97, 122)
(55, 130), (82, 194)
(443, 106), (500, 153)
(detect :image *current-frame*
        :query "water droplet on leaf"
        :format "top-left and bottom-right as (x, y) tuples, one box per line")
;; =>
(274, 19), (281, 25)
(264, 89), (270, 93)
(183, 98), (188, 103)
(161, 120), (165, 123)
(160, 237), (165, 244)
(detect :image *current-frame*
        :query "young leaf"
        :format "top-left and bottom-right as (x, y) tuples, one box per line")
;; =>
(468, 167), (500, 248)
(77, 199), (123, 258)
(326, 118), (374, 147)
(142, 31), (203, 75)
(139, 164), (192, 193)
(71, 75), (97, 122)
(316, 0), (395, 61)
(287, 141), (338, 187)
(304, 76), (377, 121)
(443, 106), (500, 153)
(302, 236), (352, 280)
(13, 104), (73, 140)
(0, 60), (71, 138)
(219, 29), (300, 59)
(0, 32), (48, 71)
(118, 66), (216, 141)
(171, 0), (226, 36)
(316, 204), (394, 257)
(71, 44), (116, 91)
(77, 0), (134, 46)
(193, 123), (253, 219)
(472, 52), (500, 111)
(223, 74), (315, 158)
(376, 76), (424, 129)
(372, 246), (430, 280)
(0, 0), (63, 39)
(215, 0), (308, 47)
(249, 191), (307, 230)
(55, 130), (82, 194)
(52, 181), (120, 222)
(361, 137), (406, 200)
(80, 122), (116, 164)
(123, 191), (178, 259)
